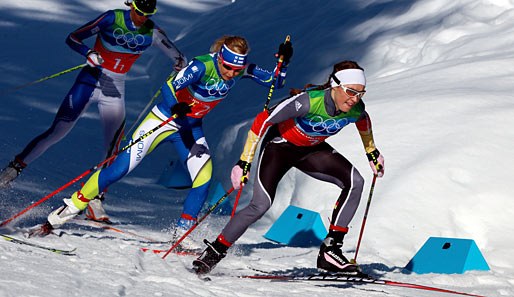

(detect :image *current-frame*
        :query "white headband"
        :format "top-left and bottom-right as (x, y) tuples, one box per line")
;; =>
(330, 69), (366, 88)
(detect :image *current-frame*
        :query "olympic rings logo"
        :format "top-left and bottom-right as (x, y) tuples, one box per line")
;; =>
(113, 28), (146, 49)
(205, 78), (235, 96)
(308, 116), (349, 134)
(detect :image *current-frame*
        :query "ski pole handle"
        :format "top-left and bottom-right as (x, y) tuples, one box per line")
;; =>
(263, 35), (291, 111)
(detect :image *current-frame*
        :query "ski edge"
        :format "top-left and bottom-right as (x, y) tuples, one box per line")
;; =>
(231, 273), (484, 297)
(1, 233), (77, 256)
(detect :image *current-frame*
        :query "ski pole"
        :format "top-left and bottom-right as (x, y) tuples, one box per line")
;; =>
(227, 36), (291, 217)
(230, 184), (245, 218)
(0, 112), (181, 227)
(162, 187), (235, 259)
(263, 35), (290, 111)
(124, 71), (178, 140)
(0, 64), (86, 97)
(351, 174), (377, 264)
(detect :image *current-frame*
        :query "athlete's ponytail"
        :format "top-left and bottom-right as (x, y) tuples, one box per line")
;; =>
(210, 36), (250, 55)
(289, 60), (363, 96)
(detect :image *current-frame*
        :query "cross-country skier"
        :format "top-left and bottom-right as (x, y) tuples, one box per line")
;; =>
(0, 0), (186, 224)
(193, 60), (385, 274)
(29, 36), (293, 250)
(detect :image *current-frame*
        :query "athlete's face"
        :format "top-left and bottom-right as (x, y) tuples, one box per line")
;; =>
(331, 84), (365, 112)
(130, 5), (150, 26)
(218, 59), (243, 81)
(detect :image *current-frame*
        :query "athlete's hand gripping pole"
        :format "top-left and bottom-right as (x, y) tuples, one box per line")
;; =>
(230, 160), (251, 218)
(0, 104), (194, 227)
(263, 35), (292, 111)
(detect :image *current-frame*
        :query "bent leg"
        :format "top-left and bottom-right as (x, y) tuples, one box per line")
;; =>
(170, 121), (213, 226)
(96, 71), (126, 167)
(294, 143), (364, 231)
(17, 82), (95, 165)
(220, 142), (293, 244)
(69, 108), (179, 210)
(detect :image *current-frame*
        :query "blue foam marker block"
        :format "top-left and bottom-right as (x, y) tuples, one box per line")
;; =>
(206, 181), (232, 215)
(405, 237), (490, 274)
(263, 205), (328, 247)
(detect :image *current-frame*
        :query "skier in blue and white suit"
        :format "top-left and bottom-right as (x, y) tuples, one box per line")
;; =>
(0, 0), (186, 223)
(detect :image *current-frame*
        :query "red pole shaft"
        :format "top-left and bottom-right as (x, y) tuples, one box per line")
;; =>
(230, 184), (245, 218)
(352, 174), (377, 263)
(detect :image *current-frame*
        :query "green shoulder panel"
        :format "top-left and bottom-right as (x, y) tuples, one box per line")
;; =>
(112, 9), (153, 36)
(306, 89), (365, 120)
(195, 54), (218, 81)
(306, 90), (330, 118)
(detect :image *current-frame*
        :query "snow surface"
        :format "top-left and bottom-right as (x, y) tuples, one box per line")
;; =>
(1, 0), (514, 296)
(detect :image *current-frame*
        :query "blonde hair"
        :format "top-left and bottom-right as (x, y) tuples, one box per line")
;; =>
(210, 35), (250, 55)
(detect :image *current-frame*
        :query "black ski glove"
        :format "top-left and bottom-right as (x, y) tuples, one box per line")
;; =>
(237, 159), (251, 182)
(276, 40), (293, 65)
(171, 102), (192, 118)
(366, 149), (385, 177)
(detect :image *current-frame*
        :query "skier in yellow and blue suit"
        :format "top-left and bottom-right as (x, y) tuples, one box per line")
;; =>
(32, 36), (293, 248)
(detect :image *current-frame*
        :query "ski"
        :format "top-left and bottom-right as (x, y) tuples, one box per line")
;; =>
(236, 272), (484, 297)
(0, 233), (76, 256)
(72, 218), (168, 243)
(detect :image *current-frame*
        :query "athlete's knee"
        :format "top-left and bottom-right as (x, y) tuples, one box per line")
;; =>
(352, 168), (365, 193)
(192, 159), (212, 188)
(247, 199), (271, 219)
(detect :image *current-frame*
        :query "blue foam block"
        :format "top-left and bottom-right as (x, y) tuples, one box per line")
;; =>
(405, 237), (490, 274)
(263, 205), (328, 247)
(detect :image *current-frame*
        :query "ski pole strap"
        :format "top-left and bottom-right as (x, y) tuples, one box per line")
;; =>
(236, 160), (251, 184)
(263, 35), (290, 111)
(0, 64), (86, 97)
(366, 149), (383, 171)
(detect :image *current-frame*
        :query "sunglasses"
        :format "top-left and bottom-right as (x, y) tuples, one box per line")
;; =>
(221, 62), (244, 73)
(133, 2), (157, 17)
(340, 85), (366, 98)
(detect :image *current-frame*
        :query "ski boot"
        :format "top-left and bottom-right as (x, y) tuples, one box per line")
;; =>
(317, 231), (361, 274)
(171, 228), (203, 253)
(170, 216), (203, 253)
(29, 198), (81, 237)
(0, 158), (25, 189)
(85, 193), (112, 224)
(192, 239), (229, 274)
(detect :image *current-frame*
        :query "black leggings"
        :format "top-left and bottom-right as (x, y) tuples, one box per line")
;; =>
(220, 138), (364, 244)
